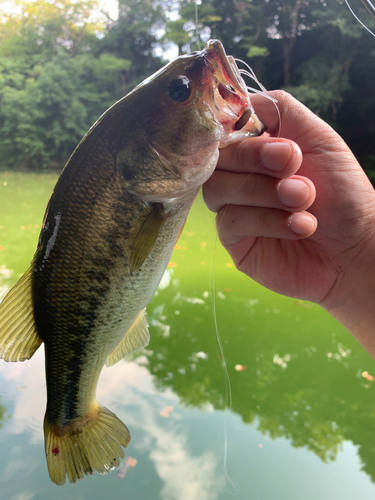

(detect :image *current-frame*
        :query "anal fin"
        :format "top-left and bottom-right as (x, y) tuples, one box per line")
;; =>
(0, 266), (42, 362)
(106, 308), (149, 367)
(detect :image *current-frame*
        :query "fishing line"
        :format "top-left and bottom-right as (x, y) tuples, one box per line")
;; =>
(235, 57), (282, 139)
(210, 230), (238, 495)
(211, 61), (282, 205)
(210, 0), (372, 485)
(195, 0), (201, 50)
(344, 0), (375, 37)
(210, 57), (281, 494)
(361, 0), (375, 21)
(189, 0), (236, 489)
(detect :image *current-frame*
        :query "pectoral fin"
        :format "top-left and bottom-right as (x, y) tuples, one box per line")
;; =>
(105, 308), (149, 367)
(0, 266), (42, 362)
(130, 203), (169, 273)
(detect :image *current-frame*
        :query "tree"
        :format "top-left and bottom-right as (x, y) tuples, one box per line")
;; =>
(0, 0), (132, 170)
(0, 0), (102, 60)
(99, 0), (169, 91)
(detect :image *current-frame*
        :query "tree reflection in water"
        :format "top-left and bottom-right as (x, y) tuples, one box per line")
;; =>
(2, 173), (375, 491)
(141, 269), (375, 483)
(0, 396), (6, 430)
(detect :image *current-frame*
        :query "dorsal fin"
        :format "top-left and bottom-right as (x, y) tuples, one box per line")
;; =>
(130, 203), (169, 273)
(106, 308), (149, 367)
(0, 266), (42, 362)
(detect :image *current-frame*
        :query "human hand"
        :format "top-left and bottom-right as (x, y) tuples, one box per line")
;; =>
(203, 91), (375, 352)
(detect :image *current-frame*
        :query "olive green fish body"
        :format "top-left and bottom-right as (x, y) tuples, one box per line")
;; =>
(34, 172), (193, 425)
(0, 40), (264, 485)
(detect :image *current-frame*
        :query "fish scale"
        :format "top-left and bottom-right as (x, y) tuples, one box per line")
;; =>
(0, 39), (265, 485)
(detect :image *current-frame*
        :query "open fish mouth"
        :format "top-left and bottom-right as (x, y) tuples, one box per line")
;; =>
(201, 40), (264, 137)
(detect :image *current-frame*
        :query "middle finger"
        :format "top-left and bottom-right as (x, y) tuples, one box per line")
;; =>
(203, 171), (316, 214)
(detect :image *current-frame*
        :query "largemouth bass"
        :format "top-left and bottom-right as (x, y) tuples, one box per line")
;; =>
(0, 40), (264, 485)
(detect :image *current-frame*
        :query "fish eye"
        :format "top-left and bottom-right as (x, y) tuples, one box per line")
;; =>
(168, 76), (192, 102)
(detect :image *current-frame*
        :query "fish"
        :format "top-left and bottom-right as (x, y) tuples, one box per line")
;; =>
(0, 40), (264, 485)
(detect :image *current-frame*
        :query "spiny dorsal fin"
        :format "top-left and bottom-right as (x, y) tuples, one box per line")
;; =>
(106, 308), (149, 367)
(0, 266), (42, 362)
(130, 203), (169, 273)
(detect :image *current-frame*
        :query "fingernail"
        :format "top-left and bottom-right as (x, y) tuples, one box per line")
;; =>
(278, 179), (309, 207)
(261, 142), (292, 172)
(288, 213), (316, 235)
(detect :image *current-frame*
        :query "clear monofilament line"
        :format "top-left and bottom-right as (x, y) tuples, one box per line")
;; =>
(234, 59), (282, 138)
(361, 0), (375, 21)
(345, 0), (375, 37)
(234, 58), (269, 93)
(210, 54), (281, 496)
(211, 213), (239, 495)
(195, 1), (201, 50)
(244, 85), (282, 139)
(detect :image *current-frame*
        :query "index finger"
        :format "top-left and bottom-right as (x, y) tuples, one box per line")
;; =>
(217, 136), (302, 178)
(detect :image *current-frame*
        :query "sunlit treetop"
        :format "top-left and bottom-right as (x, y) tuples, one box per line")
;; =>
(0, 0), (104, 59)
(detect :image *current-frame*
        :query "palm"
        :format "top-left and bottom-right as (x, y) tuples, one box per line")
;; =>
(240, 234), (343, 303)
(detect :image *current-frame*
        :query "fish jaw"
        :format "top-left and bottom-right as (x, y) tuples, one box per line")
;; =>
(116, 41), (264, 206)
(201, 39), (265, 146)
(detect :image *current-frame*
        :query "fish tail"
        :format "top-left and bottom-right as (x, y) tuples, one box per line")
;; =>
(44, 404), (131, 486)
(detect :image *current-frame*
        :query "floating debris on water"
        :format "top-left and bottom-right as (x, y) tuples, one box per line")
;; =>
(117, 457), (138, 480)
(195, 351), (208, 360)
(362, 371), (374, 381)
(159, 406), (174, 418)
(235, 364), (246, 371)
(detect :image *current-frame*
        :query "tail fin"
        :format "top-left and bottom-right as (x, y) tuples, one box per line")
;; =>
(44, 404), (131, 485)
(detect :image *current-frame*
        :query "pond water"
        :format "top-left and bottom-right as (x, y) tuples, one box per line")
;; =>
(1, 171), (375, 500)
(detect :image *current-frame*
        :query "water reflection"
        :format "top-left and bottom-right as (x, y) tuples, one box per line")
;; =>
(0, 349), (225, 500)
(2, 172), (375, 497)
(144, 272), (375, 482)
(0, 396), (5, 430)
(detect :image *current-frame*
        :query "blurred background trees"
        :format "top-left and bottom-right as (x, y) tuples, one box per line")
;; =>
(0, 0), (374, 179)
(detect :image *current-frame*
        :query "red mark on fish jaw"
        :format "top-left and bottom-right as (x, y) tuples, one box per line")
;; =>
(52, 447), (59, 456)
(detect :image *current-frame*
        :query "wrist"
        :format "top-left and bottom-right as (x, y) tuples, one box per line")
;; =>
(322, 235), (375, 358)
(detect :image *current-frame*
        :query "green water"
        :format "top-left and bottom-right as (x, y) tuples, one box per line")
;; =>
(1, 171), (375, 499)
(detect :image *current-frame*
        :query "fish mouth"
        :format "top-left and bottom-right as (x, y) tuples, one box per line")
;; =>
(201, 40), (265, 139)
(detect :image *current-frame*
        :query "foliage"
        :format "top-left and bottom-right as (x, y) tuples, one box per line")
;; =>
(0, 0), (374, 176)
(284, 56), (351, 118)
(137, 192), (375, 479)
(0, 0), (102, 60)
(163, 0), (375, 179)
(0, 0), (159, 170)
(100, 0), (168, 90)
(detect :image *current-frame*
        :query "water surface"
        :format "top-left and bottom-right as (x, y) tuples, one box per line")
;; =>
(1, 171), (375, 499)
